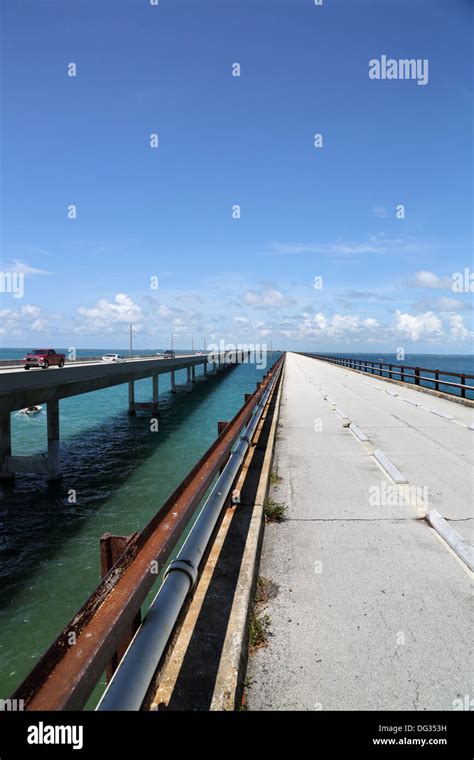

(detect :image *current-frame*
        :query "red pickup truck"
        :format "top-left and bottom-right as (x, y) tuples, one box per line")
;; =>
(24, 349), (66, 370)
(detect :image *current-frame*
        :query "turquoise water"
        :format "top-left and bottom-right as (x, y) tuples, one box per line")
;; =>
(0, 351), (274, 699)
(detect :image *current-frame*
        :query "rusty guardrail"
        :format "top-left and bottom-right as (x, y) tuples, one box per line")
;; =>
(97, 359), (283, 710)
(11, 355), (284, 710)
(303, 354), (474, 399)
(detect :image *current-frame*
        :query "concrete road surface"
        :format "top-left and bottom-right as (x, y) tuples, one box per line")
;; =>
(247, 353), (473, 711)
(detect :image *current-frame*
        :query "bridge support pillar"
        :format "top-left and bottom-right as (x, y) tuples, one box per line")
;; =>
(191, 365), (196, 382)
(46, 400), (62, 481)
(170, 370), (176, 393)
(152, 375), (159, 415)
(128, 382), (136, 415)
(186, 366), (193, 391)
(203, 362), (208, 379)
(0, 413), (14, 480)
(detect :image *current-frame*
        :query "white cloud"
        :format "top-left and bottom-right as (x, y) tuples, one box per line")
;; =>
(435, 297), (465, 311)
(77, 293), (142, 332)
(2, 260), (49, 275)
(363, 317), (379, 329)
(270, 308), (470, 345)
(269, 241), (384, 255)
(21, 304), (41, 318)
(411, 271), (451, 289)
(448, 313), (471, 340)
(243, 286), (295, 308)
(268, 234), (427, 257)
(413, 295), (466, 313)
(298, 312), (380, 340)
(31, 318), (47, 332)
(0, 304), (47, 335)
(344, 290), (393, 302)
(0, 304), (42, 321)
(175, 292), (205, 304)
(158, 304), (174, 319)
(394, 310), (443, 341)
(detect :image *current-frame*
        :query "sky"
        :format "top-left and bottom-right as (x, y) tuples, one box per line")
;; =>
(0, 0), (473, 353)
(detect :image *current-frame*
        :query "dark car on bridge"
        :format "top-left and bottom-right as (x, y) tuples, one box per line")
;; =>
(24, 349), (66, 370)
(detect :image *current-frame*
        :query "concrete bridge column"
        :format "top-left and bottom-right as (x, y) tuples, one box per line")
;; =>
(0, 413), (13, 480)
(152, 375), (159, 415)
(203, 362), (208, 379)
(186, 366), (192, 391)
(128, 382), (136, 416)
(170, 370), (176, 393)
(47, 400), (62, 481)
(191, 365), (196, 383)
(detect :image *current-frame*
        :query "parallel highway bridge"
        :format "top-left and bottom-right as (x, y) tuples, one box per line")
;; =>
(0, 351), (243, 480)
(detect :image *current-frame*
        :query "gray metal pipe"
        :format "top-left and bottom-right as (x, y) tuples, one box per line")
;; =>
(97, 371), (278, 711)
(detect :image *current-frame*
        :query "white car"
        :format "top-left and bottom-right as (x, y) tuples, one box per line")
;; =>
(102, 354), (124, 363)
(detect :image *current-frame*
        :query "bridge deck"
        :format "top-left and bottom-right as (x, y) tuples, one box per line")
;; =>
(0, 353), (216, 413)
(247, 352), (473, 711)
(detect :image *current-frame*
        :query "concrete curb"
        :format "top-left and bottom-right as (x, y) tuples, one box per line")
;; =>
(350, 423), (369, 442)
(430, 409), (454, 420)
(402, 397), (421, 407)
(373, 448), (409, 484)
(335, 406), (351, 427)
(425, 510), (474, 572)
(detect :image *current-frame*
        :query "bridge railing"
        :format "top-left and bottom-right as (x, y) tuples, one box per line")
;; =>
(0, 353), (207, 368)
(10, 355), (284, 711)
(305, 354), (474, 399)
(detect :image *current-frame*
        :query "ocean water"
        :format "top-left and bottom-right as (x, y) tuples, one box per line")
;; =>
(0, 348), (277, 700)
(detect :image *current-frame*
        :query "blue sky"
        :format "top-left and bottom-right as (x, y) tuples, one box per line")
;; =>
(1, 0), (472, 352)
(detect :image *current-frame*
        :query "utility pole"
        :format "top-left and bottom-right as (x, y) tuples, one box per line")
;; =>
(129, 324), (133, 356)
(171, 333), (174, 351)
(191, 335), (194, 352)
